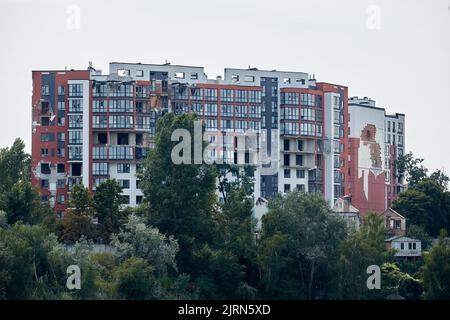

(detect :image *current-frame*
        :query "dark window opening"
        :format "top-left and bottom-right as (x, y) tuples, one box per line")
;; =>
(41, 163), (51, 174)
(136, 133), (143, 146)
(284, 139), (290, 151)
(71, 163), (82, 176)
(57, 163), (65, 173)
(98, 133), (107, 145)
(41, 117), (50, 126)
(117, 133), (129, 145)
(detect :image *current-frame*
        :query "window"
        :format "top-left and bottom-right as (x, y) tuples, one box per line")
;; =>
(58, 116), (65, 126)
(57, 147), (65, 157)
(41, 148), (49, 157)
(58, 101), (65, 111)
(57, 195), (65, 204)
(284, 154), (290, 166)
(136, 195), (143, 204)
(296, 155), (303, 166)
(284, 169), (291, 178)
(68, 130), (82, 144)
(92, 115), (107, 128)
(394, 220), (401, 229)
(244, 75), (255, 82)
(68, 146), (82, 160)
(296, 169), (305, 179)
(57, 133), (65, 142)
(284, 184), (290, 193)
(40, 133), (54, 142)
(117, 69), (130, 77)
(41, 163), (51, 174)
(41, 179), (49, 188)
(41, 85), (49, 96)
(110, 100), (133, 113)
(401, 243), (404, 250)
(57, 163), (65, 173)
(412, 243), (416, 250)
(117, 163), (130, 173)
(109, 115), (133, 129)
(284, 139), (290, 151)
(68, 99), (83, 113)
(174, 72), (185, 79)
(408, 243), (412, 250)
(204, 89), (217, 101)
(92, 146), (107, 160)
(58, 85), (65, 95)
(220, 89), (233, 102)
(296, 184), (305, 192)
(57, 179), (65, 189)
(92, 162), (108, 175)
(68, 84), (83, 96)
(118, 179), (130, 189)
(297, 140), (303, 151)
(68, 115), (83, 128)
(93, 100), (107, 113)
(190, 73), (198, 80)
(136, 70), (144, 77)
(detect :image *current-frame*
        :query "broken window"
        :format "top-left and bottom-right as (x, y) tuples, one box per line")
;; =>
(58, 116), (65, 126)
(57, 163), (65, 173)
(136, 133), (143, 146)
(71, 163), (82, 176)
(41, 101), (50, 114)
(97, 133), (107, 145)
(41, 117), (50, 126)
(40, 133), (54, 142)
(117, 133), (129, 145)
(41, 179), (49, 188)
(41, 163), (51, 174)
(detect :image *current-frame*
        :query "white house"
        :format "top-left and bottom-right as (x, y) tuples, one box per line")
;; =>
(385, 236), (422, 259)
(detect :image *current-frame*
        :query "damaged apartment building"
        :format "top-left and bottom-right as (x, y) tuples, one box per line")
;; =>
(31, 61), (403, 219)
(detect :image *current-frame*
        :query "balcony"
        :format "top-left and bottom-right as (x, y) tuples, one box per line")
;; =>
(109, 146), (134, 160)
(135, 146), (150, 160)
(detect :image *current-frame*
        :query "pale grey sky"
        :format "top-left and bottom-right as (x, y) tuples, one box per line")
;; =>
(1, 0), (449, 173)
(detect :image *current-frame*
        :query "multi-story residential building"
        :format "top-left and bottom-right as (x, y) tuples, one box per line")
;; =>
(347, 97), (405, 216)
(31, 61), (349, 217)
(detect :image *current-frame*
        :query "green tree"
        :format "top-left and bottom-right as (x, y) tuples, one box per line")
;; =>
(61, 184), (95, 243)
(335, 213), (388, 299)
(115, 257), (159, 299)
(93, 179), (125, 242)
(407, 224), (432, 250)
(380, 263), (422, 299)
(0, 138), (30, 194)
(110, 214), (179, 276)
(393, 180), (450, 236)
(422, 230), (450, 299)
(259, 192), (347, 299)
(139, 113), (217, 274)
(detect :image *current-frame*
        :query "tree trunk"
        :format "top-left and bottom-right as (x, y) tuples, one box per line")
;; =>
(308, 261), (315, 299)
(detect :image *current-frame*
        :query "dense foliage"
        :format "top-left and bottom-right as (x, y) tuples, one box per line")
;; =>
(0, 118), (449, 299)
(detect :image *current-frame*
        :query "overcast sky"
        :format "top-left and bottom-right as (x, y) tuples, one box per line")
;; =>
(1, 0), (449, 173)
